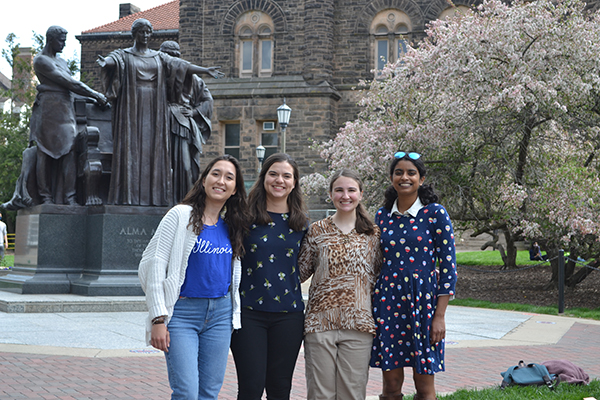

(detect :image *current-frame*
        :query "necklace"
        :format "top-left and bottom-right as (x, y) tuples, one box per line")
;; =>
(204, 214), (219, 226)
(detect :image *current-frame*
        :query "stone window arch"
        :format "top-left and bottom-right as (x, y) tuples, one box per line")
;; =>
(371, 9), (412, 72)
(439, 5), (472, 20)
(235, 11), (274, 78)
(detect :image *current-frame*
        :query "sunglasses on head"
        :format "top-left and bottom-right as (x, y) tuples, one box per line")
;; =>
(394, 151), (421, 160)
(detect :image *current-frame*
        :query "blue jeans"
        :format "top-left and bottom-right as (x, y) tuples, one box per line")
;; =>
(165, 295), (232, 400)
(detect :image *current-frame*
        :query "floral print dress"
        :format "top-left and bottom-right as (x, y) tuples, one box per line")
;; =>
(370, 203), (457, 374)
(239, 212), (306, 313)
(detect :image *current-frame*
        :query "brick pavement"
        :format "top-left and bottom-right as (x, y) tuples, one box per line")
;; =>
(2, 322), (600, 399)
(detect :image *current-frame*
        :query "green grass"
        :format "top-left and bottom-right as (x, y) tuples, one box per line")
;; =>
(421, 379), (600, 399)
(456, 250), (543, 266)
(0, 254), (13, 268)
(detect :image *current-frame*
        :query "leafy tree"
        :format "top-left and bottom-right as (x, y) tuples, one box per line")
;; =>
(303, 0), (600, 285)
(0, 33), (39, 231)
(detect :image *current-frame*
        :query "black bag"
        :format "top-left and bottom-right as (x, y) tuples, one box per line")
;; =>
(500, 360), (559, 390)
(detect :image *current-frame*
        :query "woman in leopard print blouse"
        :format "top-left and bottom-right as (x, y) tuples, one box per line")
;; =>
(298, 168), (382, 400)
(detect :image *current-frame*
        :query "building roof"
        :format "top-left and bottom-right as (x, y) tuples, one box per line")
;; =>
(0, 71), (11, 92)
(82, 1), (179, 34)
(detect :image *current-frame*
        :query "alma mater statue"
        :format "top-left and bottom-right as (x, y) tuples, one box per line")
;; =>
(97, 18), (223, 206)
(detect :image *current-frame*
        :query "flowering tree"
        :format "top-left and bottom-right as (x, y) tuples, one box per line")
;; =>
(303, 0), (600, 280)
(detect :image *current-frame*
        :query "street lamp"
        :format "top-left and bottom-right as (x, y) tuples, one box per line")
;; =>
(277, 99), (292, 153)
(256, 144), (266, 173)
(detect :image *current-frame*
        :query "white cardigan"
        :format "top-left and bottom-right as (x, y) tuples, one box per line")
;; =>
(138, 204), (242, 345)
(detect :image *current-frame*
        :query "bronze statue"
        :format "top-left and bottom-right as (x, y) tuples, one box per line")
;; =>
(1, 146), (38, 210)
(31, 26), (107, 205)
(159, 41), (213, 204)
(97, 19), (223, 206)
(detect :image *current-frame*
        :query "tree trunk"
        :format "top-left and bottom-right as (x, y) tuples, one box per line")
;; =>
(543, 247), (560, 289)
(566, 264), (594, 287)
(502, 228), (517, 269)
(514, 116), (534, 185)
(566, 259), (599, 287)
(497, 243), (508, 269)
(544, 247), (595, 289)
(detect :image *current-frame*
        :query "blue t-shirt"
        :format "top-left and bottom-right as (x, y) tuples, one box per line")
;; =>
(180, 218), (232, 298)
(239, 212), (307, 312)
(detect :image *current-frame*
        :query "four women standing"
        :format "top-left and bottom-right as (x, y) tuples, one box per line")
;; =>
(140, 151), (456, 400)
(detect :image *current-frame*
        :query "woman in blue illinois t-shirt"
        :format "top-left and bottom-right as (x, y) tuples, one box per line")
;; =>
(139, 155), (248, 400)
(230, 153), (309, 400)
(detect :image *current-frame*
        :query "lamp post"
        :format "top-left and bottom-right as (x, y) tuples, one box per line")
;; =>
(277, 99), (292, 154)
(256, 144), (266, 173)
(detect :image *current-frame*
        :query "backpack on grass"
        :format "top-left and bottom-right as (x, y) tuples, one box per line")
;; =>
(500, 360), (559, 390)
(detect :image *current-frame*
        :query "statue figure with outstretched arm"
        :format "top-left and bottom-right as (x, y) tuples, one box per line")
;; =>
(31, 25), (107, 205)
(97, 18), (223, 206)
(159, 40), (214, 204)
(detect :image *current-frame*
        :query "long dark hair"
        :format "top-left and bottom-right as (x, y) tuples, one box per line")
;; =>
(329, 169), (375, 235)
(181, 155), (248, 258)
(247, 153), (308, 232)
(383, 153), (438, 210)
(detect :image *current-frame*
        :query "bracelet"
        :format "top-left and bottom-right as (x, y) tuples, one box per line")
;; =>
(152, 316), (166, 325)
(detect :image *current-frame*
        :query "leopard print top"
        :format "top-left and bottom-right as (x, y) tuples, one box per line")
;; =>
(298, 216), (382, 335)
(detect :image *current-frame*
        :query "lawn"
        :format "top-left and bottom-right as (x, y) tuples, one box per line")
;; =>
(0, 254), (13, 269)
(456, 250), (544, 266)
(429, 379), (600, 399)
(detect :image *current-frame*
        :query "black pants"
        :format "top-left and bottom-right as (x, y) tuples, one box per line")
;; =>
(230, 308), (304, 400)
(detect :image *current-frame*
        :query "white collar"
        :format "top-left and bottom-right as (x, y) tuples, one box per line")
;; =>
(391, 197), (424, 217)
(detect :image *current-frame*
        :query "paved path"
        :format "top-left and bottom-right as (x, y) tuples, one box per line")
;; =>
(2, 295), (600, 399)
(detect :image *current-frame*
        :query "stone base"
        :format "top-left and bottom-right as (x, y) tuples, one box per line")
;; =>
(70, 276), (145, 296)
(0, 204), (168, 296)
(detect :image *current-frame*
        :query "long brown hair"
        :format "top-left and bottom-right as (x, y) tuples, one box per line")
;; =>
(329, 169), (375, 235)
(247, 153), (308, 232)
(181, 155), (248, 258)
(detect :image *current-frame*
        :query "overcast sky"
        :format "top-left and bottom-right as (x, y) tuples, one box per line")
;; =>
(0, 0), (169, 78)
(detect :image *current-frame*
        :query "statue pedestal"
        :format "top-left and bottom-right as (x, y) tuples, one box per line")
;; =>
(0, 205), (168, 296)
(71, 206), (167, 296)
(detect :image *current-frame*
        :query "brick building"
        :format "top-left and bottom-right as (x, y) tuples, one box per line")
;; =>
(0, 71), (10, 113)
(77, 0), (472, 198)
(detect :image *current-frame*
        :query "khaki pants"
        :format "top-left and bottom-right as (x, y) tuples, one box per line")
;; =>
(304, 329), (373, 400)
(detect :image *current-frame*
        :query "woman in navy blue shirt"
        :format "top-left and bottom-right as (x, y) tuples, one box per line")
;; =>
(230, 153), (309, 400)
(370, 152), (457, 400)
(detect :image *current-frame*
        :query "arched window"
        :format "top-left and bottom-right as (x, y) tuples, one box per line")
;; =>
(439, 5), (472, 20)
(371, 10), (412, 73)
(235, 11), (274, 78)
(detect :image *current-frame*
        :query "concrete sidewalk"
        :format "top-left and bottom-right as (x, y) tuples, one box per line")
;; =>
(1, 291), (600, 399)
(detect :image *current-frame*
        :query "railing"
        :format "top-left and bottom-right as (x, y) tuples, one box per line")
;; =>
(7, 233), (15, 251)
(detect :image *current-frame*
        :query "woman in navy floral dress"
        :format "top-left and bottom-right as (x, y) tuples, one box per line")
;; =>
(370, 152), (457, 400)
(230, 153), (309, 400)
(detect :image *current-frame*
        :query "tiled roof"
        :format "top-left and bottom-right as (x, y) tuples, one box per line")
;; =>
(0, 71), (11, 91)
(82, 1), (179, 34)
